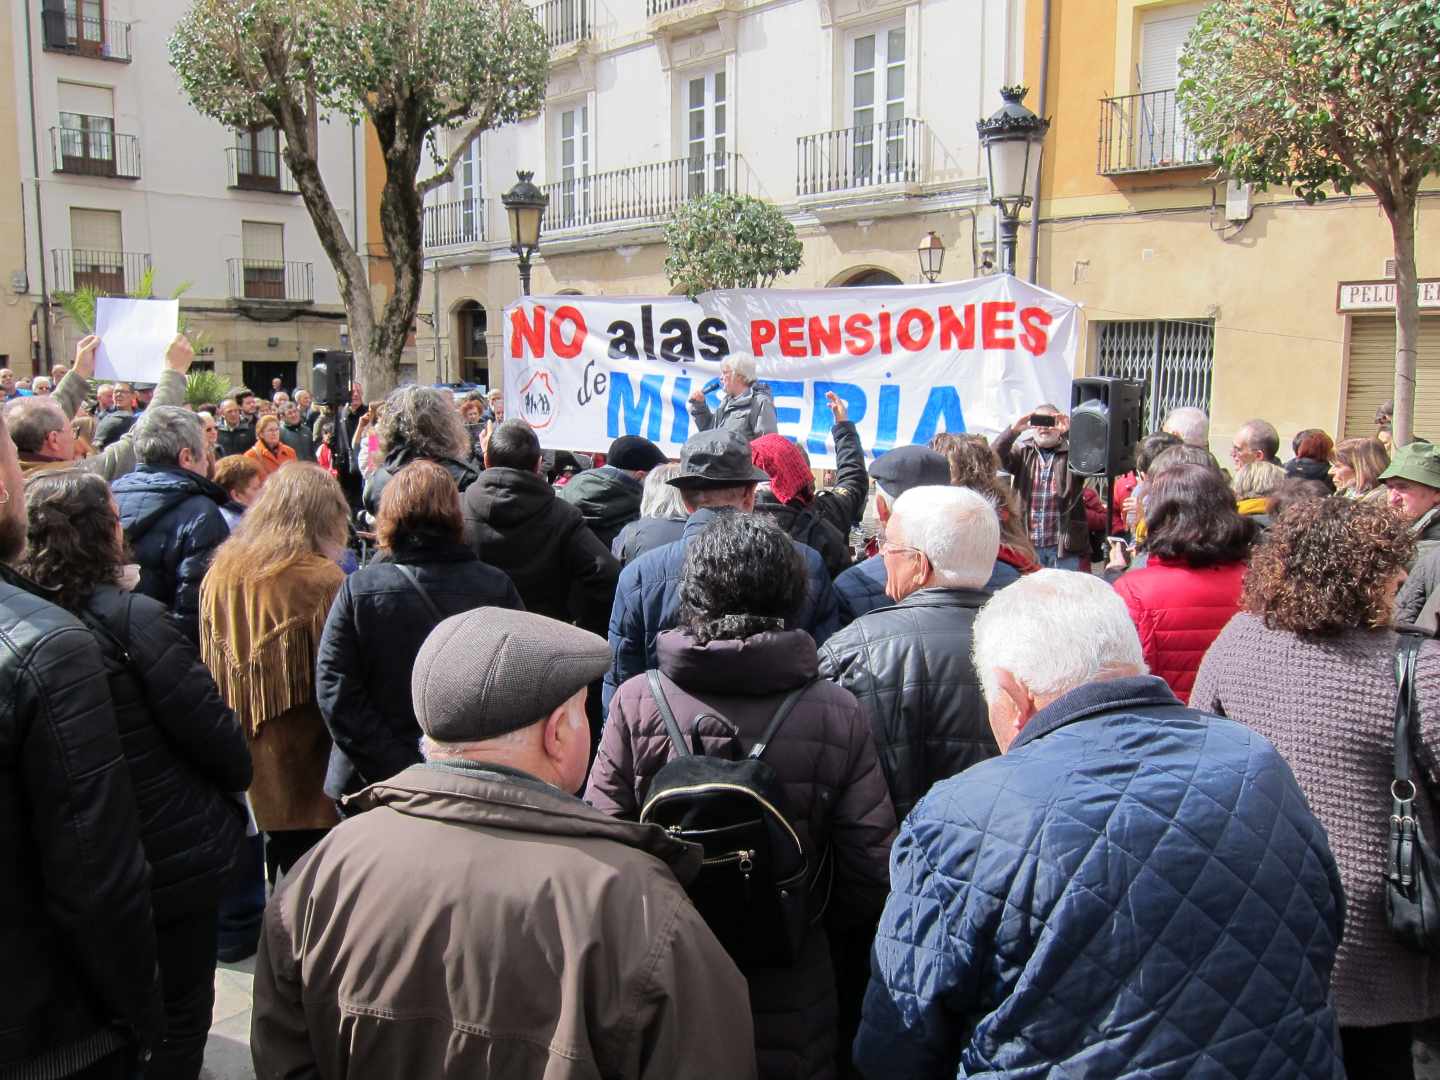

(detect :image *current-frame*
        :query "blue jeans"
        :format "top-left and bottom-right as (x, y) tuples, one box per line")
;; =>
(1035, 546), (1083, 571)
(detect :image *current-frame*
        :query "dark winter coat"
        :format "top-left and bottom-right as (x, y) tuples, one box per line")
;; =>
(818, 587), (997, 819)
(855, 675), (1346, 1080)
(462, 467), (620, 632)
(77, 586), (251, 921)
(603, 507), (841, 711)
(834, 553), (1019, 626)
(612, 515), (687, 566)
(317, 535), (525, 800)
(586, 628), (896, 1080)
(0, 566), (162, 1072)
(216, 420), (255, 458)
(279, 420), (316, 463)
(94, 409), (137, 449)
(112, 465), (231, 642)
(559, 466), (644, 550)
(755, 491), (853, 578)
(689, 381), (778, 442)
(993, 426), (1089, 558)
(755, 418), (870, 573)
(363, 446), (482, 518)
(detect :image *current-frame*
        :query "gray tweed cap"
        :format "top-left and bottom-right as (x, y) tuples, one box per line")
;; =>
(411, 608), (610, 742)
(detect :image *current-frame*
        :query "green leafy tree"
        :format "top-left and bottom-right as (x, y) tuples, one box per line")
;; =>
(185, 370), (233, 406)
(1179, 0), (1440, 445)
(665, 194), (803, 299)
(168, 0), (549, 395)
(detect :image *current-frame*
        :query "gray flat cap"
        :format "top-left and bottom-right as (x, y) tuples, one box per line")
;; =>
(411, 608), (610, 742)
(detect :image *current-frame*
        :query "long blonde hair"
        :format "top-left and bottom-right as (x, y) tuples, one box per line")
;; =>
(208, 463), (349, 582)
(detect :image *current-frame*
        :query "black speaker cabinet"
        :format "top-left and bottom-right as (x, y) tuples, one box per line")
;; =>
(1069, 377), (1144, 477)
(312, 349), (353, 409)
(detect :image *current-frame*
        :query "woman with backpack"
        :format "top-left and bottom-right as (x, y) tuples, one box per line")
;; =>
(586, 511), (896, 1079)
(22, 469), (252, 1080)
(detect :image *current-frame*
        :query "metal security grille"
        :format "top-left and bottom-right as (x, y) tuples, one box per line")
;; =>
(1095, 319), (1214, 431)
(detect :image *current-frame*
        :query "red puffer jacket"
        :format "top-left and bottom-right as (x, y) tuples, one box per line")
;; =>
(1112, 557), (1247, 703)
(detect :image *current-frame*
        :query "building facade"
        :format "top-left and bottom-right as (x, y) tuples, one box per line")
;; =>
(394, 0), (1027, 392)
(7, 0), (365, 393)
(1023, 0), (1440, 458)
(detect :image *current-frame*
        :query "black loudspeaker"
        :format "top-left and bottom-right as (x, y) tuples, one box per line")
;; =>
(312, 349), (353, 408)
(1069, 377), (1144, 477)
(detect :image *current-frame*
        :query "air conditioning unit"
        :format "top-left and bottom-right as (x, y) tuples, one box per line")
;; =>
(1224, 180), (1252, 223)
(1384, 258), (1397, 279)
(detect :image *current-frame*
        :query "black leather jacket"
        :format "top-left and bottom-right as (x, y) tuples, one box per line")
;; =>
(0, 566), (162, 1071)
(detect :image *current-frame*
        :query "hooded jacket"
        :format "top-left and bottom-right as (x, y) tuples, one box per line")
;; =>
(363, 445), (482, 518)
(252, 761), (758, 1080)
(559, 465), (644, 550)
(586, 629), (896, 1079)
(689, 381), (779, 442)
(112, 464), (231, 642)
(462, 466), (620, 632)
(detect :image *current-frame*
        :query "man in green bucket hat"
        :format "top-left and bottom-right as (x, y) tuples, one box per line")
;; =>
(1381, 442), (1440, 567)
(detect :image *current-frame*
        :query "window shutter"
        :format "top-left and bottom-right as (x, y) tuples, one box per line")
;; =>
(242, 221), (285, 262)
(70, 207), (121, 251)
(1346, 316), (1440, 440)
(57, 81), (113, 117)
(1140, 10), (1198, 92)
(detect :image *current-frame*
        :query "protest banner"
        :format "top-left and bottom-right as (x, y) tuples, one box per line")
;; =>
(502, 275), (1081, 466)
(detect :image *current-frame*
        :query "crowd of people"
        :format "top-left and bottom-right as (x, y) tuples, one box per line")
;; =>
(4, 341), (1440, 1080)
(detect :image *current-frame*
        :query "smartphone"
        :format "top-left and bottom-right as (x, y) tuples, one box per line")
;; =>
(1029, 413), (1057, 428)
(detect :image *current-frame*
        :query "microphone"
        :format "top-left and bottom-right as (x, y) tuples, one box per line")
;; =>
(701, 377), (722, 395)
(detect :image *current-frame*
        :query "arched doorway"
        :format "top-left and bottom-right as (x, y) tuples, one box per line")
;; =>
(456, 300), (488, 386)
(834, 267), (903, 287)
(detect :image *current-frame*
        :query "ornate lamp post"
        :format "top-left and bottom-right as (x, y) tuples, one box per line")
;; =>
(976, 86), (1049, 276)
(501, 170), (549, 296)
(917, 231), (945, 283)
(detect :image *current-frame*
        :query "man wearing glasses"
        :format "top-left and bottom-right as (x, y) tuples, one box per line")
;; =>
(1228, 418), (1281, 470)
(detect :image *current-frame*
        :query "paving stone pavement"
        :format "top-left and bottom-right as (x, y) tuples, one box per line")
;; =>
(202, 955), (255, 1080)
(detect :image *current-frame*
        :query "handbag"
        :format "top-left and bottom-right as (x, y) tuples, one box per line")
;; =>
(1384, 631), (1440, 952)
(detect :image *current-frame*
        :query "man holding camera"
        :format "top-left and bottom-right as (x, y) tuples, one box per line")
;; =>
(994, 405), (1089, 570)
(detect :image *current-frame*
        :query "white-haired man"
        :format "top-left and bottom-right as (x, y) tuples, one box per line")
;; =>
(1162, 405), (1210, 448)
(855, 569), (1346, 1079)
(686, 354), (777, 441)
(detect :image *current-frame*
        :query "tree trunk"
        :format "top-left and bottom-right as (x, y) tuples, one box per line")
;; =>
(1388, 191), (1420, 447)
(370, 149), (426, 397)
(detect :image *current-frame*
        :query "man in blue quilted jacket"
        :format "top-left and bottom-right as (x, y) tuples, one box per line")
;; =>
(854, 569), (1346, 1079)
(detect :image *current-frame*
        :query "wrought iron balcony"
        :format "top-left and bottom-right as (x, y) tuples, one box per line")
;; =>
(52, 249), (150, 294)
(50, 125), (141, 179)
(1098, 89), (1208, 175)
(225, 147), (299, 194)
(646, 0), (693, 15)
(542, 152), (738, 232)
(227, 259), (314, 303)
(40, 8), (132, 61)
(531, 0), (591, 47)
(796, 118), (925, 197)
(424, 198), (486, 248)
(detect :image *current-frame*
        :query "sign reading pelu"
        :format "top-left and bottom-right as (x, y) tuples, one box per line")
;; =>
(503, 276), (1081, 467)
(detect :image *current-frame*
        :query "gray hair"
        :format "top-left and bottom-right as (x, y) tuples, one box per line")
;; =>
(418, 709), (583, 759)
(131, 405), (206, 466)
(97, 383), (114, 395)
(640, 463), (687, 520)
(1236, 418), (1280, 459)
(972, 569), (1146, 705)
(1163, 406), (1210, 448)
(723, 355), (757, 384)
(1233, 460), (1286, 501)
(31, 377), (52, 393)
(3, 397), (65, 452)
(378, 385), (470, 460)
(891, 485), (999, 589)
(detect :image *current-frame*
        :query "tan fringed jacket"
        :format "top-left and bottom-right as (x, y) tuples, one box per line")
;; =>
(201, 553), (344, 832)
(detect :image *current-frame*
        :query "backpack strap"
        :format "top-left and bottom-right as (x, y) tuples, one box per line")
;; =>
(394, 564), (445, 624)
(646, 670), (694, 759)
(749, 678), (816, 761)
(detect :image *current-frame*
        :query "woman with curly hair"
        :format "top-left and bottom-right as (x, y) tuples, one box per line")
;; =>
(929, 432), (1038, 573)
(22, 469), (251, 1080)
(1193, 497), (1440, 1078)
(1111, 462), (1256, 701)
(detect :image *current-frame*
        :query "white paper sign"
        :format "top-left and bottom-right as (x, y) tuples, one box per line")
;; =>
(94, 298), (179, 382)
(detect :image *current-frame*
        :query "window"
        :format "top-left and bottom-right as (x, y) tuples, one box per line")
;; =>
(685, 70), (728, 197)
(458, 300), (488, 386)
(235, 127), (281, 189)
(1094, 319), (1213, 430)
(241, 221), (286, 300)
(455, 137), (482, 243)
(65, 0), (104, 54)
(57, 82), (115, 176)
(555, 104), (590, 227)
(1137, 5), (1200, 166)
(848, 26), (905, 184)
(69, 207), (123, 292)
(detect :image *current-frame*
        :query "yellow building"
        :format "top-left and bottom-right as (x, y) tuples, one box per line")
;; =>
(1022, 0), (1440, 457)
(0, 8), (38, 374)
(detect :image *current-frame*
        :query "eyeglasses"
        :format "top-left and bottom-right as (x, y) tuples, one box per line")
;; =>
(877, 530), (922, 557)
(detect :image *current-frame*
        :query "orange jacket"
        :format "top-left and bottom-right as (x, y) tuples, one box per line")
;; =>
(244, 439), (297, 481)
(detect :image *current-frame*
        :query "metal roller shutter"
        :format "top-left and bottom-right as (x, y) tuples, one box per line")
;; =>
(1345, 316), (1440, 440)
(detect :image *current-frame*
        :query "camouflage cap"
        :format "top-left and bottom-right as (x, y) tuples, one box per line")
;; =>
(1381, 442), (1440, 490)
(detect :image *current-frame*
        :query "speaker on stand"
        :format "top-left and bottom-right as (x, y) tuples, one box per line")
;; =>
(1068, 377), (1145, 536)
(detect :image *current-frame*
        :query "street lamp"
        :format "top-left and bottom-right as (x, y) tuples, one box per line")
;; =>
(976, 86), (1049, 276)
(917, 231), (945, 283)
(501, 170), (549, 297)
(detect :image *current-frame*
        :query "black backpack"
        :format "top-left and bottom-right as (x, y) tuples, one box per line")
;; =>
(639, 670), (813, 969)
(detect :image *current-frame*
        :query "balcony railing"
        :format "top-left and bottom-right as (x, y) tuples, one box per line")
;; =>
(52, 249), (150, 294)
(225, 147), (299, 194)
(542, 152), (738, 232)
(227, 259), (314, 303)
(1098, 89), (1208, 175)
(424, 198), (486, 248)
(796, 118), (925, 196)
(40, 8), (132, 61)
(532, 0), (591, 47)
(646, 0), (694, 15)
(50, 125), (141, 179)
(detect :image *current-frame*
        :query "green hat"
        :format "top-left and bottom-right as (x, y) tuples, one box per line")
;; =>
(1381, 442), (1440, 489)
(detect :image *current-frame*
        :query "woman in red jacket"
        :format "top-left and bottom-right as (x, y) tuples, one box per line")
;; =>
(1112, 462), (1258, 702)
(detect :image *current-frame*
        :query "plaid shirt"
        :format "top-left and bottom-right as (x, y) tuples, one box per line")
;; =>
(1027, 447), (1062, 550)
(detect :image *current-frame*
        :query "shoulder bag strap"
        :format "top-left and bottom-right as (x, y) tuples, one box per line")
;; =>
(1396, 632), (1425, 787)
(750, 678), (817, 761)
(394, 564), (445, 624)
(646, 670), (694, 758)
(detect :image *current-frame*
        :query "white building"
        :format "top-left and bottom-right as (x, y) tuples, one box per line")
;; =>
(413, 0), (1026, 389)
(7, 0), (365, 392)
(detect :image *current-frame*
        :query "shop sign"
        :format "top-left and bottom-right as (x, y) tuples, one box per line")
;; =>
(1337, 279), (1440, 313)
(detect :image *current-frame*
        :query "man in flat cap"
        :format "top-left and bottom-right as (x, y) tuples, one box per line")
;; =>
(251, 609), (756, 1080)
(602, 427), (840, 712)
